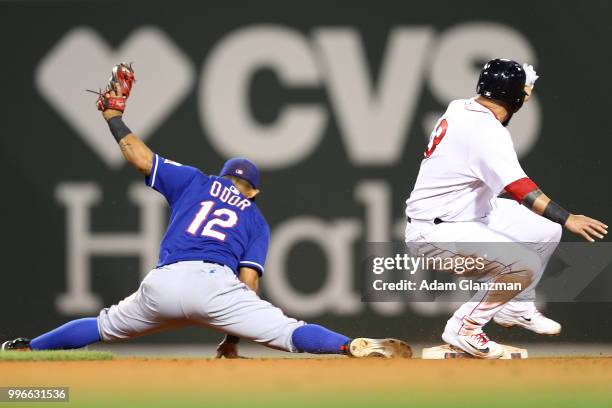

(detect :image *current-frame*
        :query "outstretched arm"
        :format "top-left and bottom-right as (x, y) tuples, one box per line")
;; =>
(101, 92), (154, 176)
(506, 178), (608, 242)
(95, 63), (154, 176)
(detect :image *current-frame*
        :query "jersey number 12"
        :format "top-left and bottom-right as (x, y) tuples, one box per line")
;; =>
(186, 201), (238, 241)
(424, 119), (448, 158)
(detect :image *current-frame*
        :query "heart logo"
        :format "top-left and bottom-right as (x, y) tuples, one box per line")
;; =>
(36, 26), (195, 169)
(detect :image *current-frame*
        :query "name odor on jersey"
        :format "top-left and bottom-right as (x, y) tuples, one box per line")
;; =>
(210, 181), (252, 211)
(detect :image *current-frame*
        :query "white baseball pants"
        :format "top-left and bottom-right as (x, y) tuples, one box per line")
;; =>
(405, 198), (561, 335)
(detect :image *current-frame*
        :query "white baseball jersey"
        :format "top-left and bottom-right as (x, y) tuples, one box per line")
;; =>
(405, 98), (527, 222)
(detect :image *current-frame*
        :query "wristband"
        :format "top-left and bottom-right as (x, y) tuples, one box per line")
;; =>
(522, 189), (543, 209)
(225, 335), (240, 344)
(107, 116), (132, 143)
(543, 200), (571, 226)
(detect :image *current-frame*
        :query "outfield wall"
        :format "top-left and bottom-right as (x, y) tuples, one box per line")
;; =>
(1, 1), (611, 343)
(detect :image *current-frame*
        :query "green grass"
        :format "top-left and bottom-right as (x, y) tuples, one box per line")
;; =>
(0, 350), (114, 361)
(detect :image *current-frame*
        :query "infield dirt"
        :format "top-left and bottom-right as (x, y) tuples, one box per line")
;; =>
(1, 357), (611, 407)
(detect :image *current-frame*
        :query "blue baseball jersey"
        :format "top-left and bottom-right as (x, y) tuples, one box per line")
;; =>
(145, 154), (270, 275)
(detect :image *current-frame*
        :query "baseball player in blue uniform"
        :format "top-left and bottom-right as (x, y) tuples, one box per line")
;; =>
(2, 64), (411, 359)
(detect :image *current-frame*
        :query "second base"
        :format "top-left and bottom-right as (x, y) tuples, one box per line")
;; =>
(422, 344), (528, 359)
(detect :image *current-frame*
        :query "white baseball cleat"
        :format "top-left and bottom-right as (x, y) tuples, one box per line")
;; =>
(348, 338), (412, 358)
(441, 330), (504, 359)
(493, 309), (561, 335)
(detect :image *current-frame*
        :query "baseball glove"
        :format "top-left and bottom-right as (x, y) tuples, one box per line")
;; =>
(87, 62), (136, 113)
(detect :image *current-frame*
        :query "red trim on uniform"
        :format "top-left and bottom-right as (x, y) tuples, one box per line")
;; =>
(504, 177), (539, 202)
(465, 100), (500, 121)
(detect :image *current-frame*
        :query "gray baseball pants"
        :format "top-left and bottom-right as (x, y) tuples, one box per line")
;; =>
(97, 261), (305, 351)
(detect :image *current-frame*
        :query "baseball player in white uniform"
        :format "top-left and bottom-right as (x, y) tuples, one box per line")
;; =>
(405, 59), (607, 358)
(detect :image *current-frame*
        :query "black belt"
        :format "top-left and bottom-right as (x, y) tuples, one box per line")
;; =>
(202, 260), (227, 267)
(407, 217), (444, 225)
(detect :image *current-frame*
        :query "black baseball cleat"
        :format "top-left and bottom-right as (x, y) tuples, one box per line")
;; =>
(1, 338), (31, 351)
(344, 338), (412, 358)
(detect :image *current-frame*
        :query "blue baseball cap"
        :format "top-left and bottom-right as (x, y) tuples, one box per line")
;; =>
(219, 157), (260, 188)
